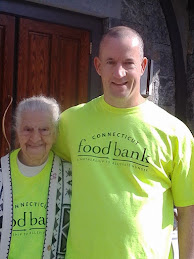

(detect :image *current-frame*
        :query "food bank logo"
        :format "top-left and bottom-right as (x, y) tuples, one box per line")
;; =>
(13, 212), (46, 230)
(77, 139), (150, 167)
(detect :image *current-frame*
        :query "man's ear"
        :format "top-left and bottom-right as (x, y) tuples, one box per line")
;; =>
(94, 57), (101, 76)
(141, 57), (147, 75)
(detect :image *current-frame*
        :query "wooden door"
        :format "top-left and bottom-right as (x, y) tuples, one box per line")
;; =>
(0, 14), (15, 156)
(17, 18), (90, 110)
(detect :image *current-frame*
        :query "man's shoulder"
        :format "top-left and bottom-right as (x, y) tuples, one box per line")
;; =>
(60, 95), (102, 118)
(144, 101), (193, 137)
(145, 101), (181, 123)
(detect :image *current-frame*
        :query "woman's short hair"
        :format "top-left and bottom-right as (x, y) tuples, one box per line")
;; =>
(15, 96), (60, 131)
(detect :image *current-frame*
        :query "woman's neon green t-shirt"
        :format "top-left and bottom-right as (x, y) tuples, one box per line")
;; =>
(8, 149), (53, 259)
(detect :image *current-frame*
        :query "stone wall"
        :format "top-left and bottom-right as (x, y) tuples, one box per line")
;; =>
(107, 0), (175, 115)
(187, 11), (194, 134)
(171, 0), (189, 68)
(25, 0), (194, 133)
(25, 0), (121, 18)
(107, 0), (194, 134)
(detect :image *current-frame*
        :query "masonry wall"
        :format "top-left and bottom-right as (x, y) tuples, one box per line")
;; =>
(107, 0), (175, 117)
(26, 0), (194, 133)
(187, 10), (194, 133)
(25, 0), (121, 18)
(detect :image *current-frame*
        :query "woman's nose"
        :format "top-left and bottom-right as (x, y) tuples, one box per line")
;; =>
(30, 129), (41, 141)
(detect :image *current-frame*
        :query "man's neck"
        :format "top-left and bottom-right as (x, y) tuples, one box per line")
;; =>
(104, 95), (146, 108)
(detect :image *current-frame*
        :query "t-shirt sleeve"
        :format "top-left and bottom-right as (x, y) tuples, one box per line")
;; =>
(171, 129), (194, 207)
(53, 111), (71, 162)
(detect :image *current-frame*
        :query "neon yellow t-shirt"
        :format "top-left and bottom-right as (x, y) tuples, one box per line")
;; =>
(8, 149), (53, 259)
(54, 96), (194, 259)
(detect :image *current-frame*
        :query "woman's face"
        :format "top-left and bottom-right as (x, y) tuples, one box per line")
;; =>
(17, 111), (56, 165)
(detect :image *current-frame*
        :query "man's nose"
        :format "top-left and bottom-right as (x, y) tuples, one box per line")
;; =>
(113, 64), (126, 78)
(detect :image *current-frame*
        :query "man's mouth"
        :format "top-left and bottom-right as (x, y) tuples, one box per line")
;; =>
(112, 81), (128, 86)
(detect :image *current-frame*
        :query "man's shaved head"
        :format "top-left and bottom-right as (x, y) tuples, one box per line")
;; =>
(99, 26), (144, 59)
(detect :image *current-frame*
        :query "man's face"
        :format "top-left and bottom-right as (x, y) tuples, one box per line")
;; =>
(94, 36), (147, 107)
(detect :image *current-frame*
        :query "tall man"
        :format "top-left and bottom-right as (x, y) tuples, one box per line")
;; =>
(54, 26), (194, 259)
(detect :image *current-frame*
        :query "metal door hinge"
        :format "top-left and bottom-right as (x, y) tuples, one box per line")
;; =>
(90, 42), (92, 54)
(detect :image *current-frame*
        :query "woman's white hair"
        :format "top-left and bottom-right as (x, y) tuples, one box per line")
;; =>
(15, 96), (60, 131)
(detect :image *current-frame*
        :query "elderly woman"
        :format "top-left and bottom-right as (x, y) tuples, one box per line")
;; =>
(0, 96), (71, 259)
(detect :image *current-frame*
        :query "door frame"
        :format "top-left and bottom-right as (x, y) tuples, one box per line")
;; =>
(0, 0), (103, 100)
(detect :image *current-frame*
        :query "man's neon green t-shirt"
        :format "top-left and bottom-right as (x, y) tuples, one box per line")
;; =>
(54, 96), (194, 259)
(8, 149), (53, 259)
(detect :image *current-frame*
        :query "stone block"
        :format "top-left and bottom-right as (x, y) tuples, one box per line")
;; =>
(187, 78), (194, 122)
(151, 44), (174, 78)
(121, 0), (145, 25)
(146, 15), (170, 45)
(158, 76), (175, 107)
(189, 11), (194, 30)
(187, 53), (194, 79)
(25, 0), (121, 18)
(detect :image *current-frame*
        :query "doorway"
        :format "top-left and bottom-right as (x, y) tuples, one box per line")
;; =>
(0, 14), (90, 156)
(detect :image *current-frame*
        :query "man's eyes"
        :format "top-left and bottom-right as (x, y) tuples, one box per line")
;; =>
(106, 60), (134, 67)
(106, 60), (115, 65)
(125, 61), (134, 65)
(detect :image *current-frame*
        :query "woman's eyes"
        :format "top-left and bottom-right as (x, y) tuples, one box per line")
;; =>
(41, 128), (49, 132)
(24, 127), (32, 132)
(21, 127), (50, 135)
(39, 128), (51, 135)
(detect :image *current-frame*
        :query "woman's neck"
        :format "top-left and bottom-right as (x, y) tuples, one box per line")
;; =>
(18, 150), (48, 166)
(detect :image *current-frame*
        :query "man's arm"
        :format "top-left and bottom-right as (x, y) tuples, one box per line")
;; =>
(53, 111), (71, 161)
(177, 205), (194, 259)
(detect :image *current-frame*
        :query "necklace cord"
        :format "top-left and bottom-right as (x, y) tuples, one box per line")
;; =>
(2, 95), (13, 152)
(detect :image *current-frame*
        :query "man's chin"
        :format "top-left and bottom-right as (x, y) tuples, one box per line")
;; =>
(111, 91), (130, 99)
